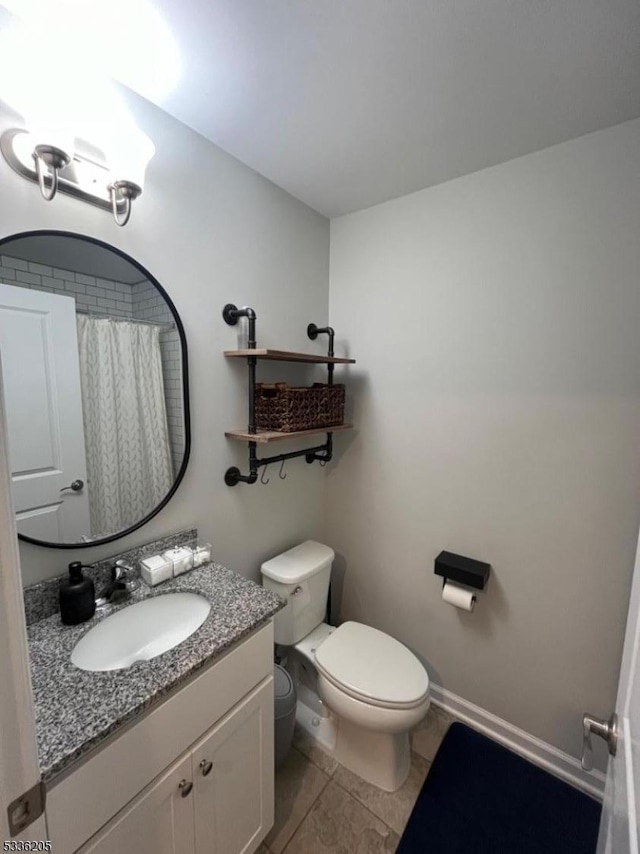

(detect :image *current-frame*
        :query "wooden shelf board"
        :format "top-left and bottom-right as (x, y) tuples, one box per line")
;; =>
(225, 424), (353, 444)
(224, 348), (355, 365)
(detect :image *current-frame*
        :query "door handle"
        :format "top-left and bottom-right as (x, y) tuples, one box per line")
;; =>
(582, 712), (618, 771)
(60, 479), (84, 493)
(199, 759), (213, 776)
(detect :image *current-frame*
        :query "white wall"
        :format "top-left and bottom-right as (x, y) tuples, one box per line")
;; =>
(0, 88), (330, 586)
(327, 118), (640, 763)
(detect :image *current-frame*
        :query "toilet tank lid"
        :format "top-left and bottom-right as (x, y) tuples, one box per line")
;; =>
(261, 541), (335, 584)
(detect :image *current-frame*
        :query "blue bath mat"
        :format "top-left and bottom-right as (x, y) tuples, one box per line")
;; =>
(397, 722), (601, 854)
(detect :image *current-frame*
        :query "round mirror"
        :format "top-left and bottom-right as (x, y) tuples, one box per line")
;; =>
(0, 230), (190, 548)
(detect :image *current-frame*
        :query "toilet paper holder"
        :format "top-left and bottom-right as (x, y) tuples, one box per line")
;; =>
(434, 551), (491, 591)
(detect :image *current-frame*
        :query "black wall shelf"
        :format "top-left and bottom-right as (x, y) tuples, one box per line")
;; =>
(222, 305), (355, 486)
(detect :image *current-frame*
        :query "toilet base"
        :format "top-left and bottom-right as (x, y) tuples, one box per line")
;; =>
(294, 694), (412, 792)
(333, 718), (411, 792)
(295, 697), (337, 754)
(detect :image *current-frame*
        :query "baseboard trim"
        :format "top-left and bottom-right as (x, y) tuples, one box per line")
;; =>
(430, 685), (606, 801)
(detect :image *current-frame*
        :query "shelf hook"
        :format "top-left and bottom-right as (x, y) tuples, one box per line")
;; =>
(279, 459), (288, 480)
(260, 464), (270, 485)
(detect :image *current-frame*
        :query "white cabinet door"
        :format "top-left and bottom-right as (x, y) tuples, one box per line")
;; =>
(0, 284), (90, 541)
(192, 678), (274, 854)
(78, 753), (195, 854)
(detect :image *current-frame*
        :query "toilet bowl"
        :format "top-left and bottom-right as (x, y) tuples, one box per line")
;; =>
(261, 541), (430, 791)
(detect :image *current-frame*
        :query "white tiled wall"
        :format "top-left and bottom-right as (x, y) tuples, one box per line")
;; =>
(131, 280), (185, 473)
(0, 253), (185, 475)
(0, 254), (133, 316)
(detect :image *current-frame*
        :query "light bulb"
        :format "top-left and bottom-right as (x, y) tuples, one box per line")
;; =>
(107, 125), (155, 191)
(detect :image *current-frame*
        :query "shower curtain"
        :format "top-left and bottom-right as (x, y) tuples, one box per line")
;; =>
(76, 315), (174, 538)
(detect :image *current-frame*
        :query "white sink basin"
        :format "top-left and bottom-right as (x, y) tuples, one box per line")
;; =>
(71, 593), (211, 672)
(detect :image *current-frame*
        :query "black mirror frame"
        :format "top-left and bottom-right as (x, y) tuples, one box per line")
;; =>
(0, 229), (191, 550)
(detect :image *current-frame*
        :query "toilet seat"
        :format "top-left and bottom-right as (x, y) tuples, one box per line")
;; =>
(315, 621), (429, 710)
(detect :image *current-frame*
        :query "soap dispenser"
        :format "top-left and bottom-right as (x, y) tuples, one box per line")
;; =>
(60, 562), (96, 625)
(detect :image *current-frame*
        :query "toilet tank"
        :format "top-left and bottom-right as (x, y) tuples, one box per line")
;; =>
(261, 541), (335, 645)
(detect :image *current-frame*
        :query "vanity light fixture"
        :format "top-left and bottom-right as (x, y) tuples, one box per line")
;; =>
(108, 180), (141, 228)
(0, 128), (155, 228)
(0, 8), (159, 228)
(32, 143), (71, 201)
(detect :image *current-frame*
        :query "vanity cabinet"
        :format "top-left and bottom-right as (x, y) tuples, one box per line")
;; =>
(46, 623), (274, 854)
(192, 681), (271, 854)
(78, 680), (272, 854)
(78, 754), (195, 854)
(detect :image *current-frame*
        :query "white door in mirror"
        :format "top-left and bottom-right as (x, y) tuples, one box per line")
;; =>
(71, 593), (211, 672)
(0, 284), (91, 541)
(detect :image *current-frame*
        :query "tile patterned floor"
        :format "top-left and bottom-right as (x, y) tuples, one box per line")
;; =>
(262, 705), (453, 854)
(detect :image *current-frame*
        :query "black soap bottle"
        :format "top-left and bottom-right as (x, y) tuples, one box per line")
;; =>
(59, 562), (96, 625)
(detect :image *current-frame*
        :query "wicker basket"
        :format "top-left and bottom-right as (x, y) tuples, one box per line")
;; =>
(255, 382), (345, 432)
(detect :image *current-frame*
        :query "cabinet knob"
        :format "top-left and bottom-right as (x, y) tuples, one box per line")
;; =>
(199, 759), (213, 777)
(178, 779), (193, 797)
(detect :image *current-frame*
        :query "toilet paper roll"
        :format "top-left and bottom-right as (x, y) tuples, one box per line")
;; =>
(442, 581), (476, 612)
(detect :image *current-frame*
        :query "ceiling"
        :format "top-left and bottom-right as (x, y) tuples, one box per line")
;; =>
(1, 2), (638, 218)
(137, 0), (640, 217)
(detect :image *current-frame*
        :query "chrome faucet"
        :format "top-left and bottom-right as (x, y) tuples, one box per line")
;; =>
(95, 560), (140, 610)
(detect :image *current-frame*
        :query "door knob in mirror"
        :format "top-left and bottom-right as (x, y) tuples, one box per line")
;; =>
(60, 479), (84, 493)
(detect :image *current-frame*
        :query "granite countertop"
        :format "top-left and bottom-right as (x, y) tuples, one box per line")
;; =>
(27, 563), (283, 783)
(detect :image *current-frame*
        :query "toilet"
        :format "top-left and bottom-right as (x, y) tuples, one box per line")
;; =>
(261, 540), (430, 791)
